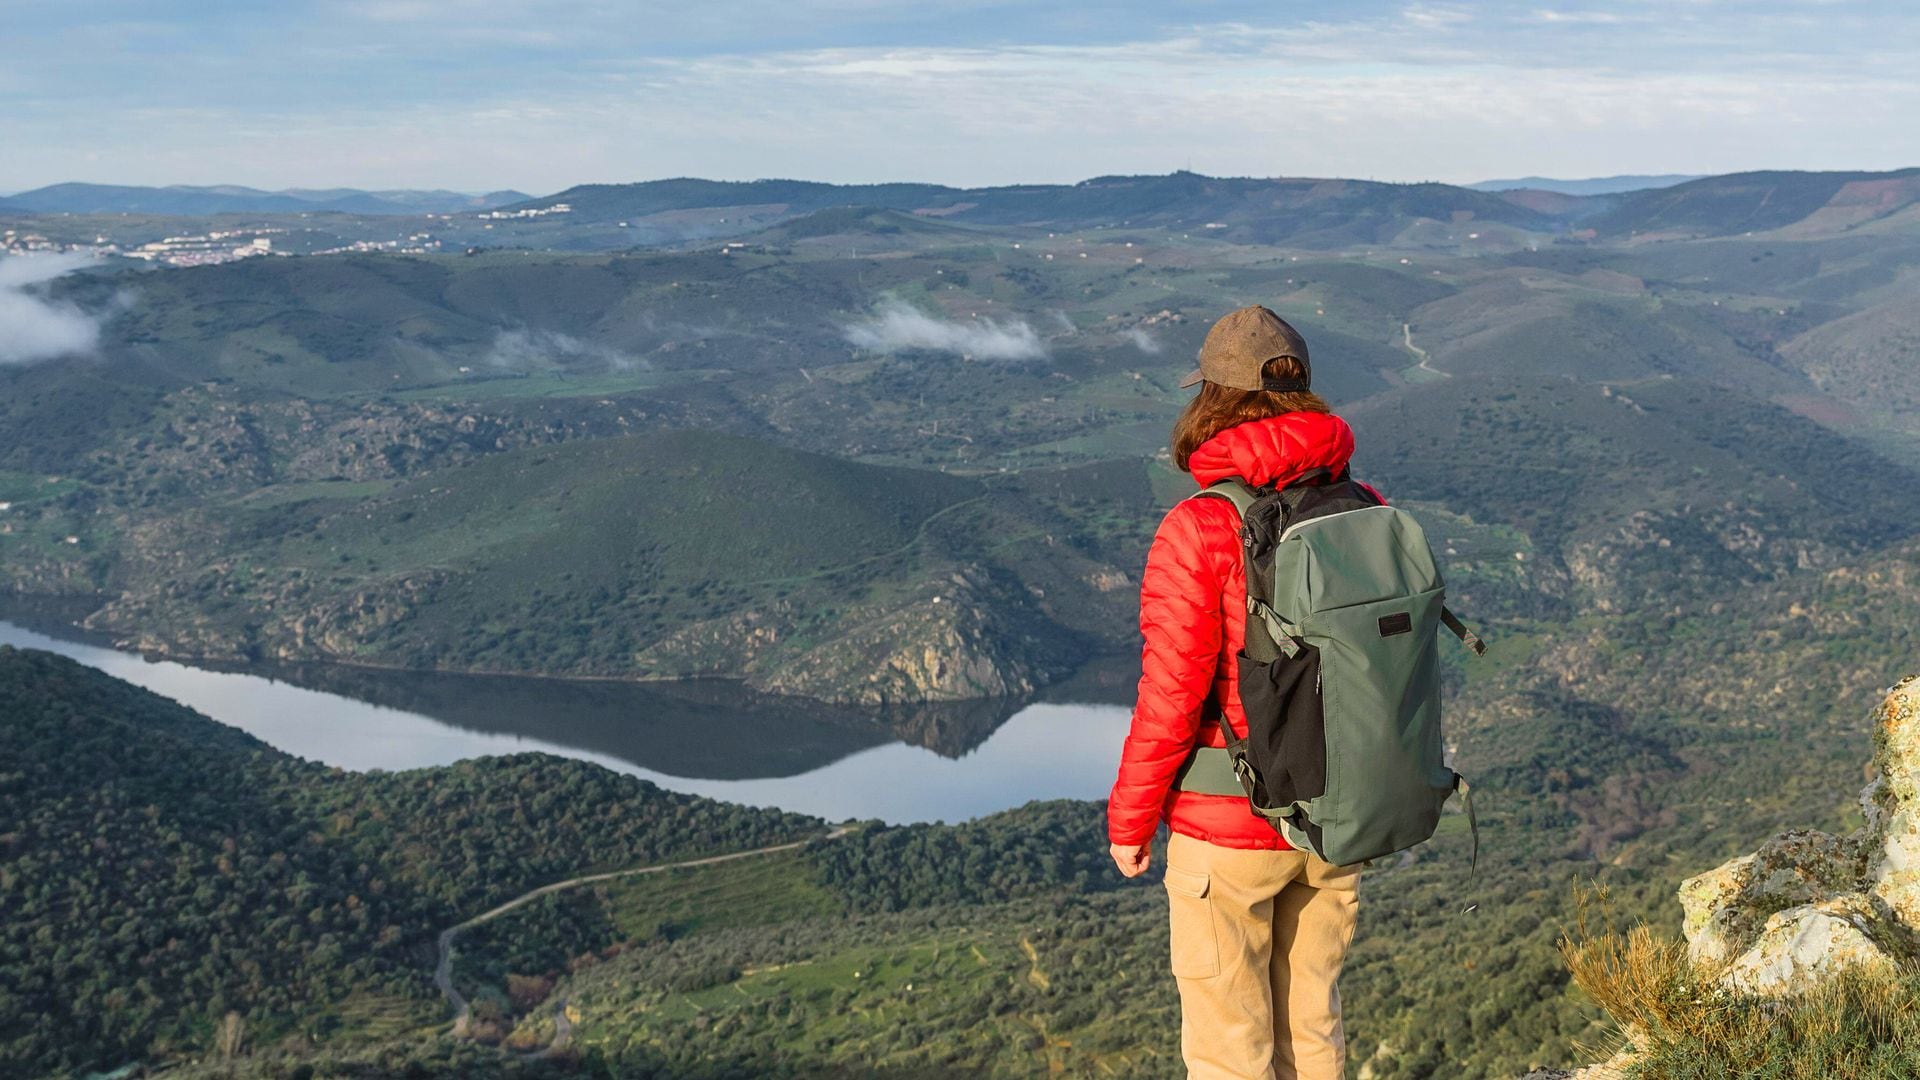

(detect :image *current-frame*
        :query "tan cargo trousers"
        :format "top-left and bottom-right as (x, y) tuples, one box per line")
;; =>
(1163, 831), (1362, 1080)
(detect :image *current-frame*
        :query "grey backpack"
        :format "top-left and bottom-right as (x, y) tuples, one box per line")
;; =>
(1173, 469), (1484, 867)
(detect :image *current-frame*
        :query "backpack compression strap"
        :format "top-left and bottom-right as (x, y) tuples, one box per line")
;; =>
(1441, 606), (1488, 656)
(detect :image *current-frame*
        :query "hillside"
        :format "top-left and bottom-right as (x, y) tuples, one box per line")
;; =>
(79, 430), (1124, 702)
(174, 537), (1920, 1079)
(525, 544), (1920, 1078)
(9, 168), (1916, 258)
(1588, 168), (1920, 239)
(1347, 372), (1920, 611)
(511, 171), (1560, 246)
(7, 516), (1920, 1077)
(6, 208), (1920, 706)
(492, 168), (1920, 244)
(0, 645), (821, 1077)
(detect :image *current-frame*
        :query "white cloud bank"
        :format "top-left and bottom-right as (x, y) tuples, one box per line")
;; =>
(484, 326), (637, 371)
(1121, 326), (1162, 354)
(0, 254), (110, 365)
(8, 3), (1917, 191)
(844, 297), (1046, 361)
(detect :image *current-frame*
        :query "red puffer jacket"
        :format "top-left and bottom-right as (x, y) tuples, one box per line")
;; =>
(1107, 410), (1379, 850)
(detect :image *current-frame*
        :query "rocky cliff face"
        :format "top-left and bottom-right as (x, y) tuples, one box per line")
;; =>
(1676, 674), (1919, 994)
(1548, 675), (1920, 1080)
(632, 566), (1087, 706)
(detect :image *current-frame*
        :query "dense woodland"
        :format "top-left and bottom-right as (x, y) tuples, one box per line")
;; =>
(0, 647), (819, 1077)
(6, 518), (1914, 1077)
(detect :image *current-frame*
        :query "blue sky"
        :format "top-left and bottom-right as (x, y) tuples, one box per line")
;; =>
(4, 0), (1916, 194)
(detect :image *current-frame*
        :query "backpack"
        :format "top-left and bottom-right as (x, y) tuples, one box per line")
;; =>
(1172, 468), (1485, 868)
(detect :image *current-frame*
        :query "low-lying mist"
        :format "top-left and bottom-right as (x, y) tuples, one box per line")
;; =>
(843, 296), (1046, 361)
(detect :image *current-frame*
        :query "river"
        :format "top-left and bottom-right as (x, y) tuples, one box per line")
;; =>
(0, 618), (1137, 825)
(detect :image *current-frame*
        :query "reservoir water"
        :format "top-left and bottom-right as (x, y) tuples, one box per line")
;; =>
(0, 619), (1136, 825)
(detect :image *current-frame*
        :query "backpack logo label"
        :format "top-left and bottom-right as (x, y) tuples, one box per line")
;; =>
(1378, 612), (1413, 637)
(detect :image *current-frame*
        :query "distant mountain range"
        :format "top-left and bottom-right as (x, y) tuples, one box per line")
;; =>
(1467, 174), (1704, 195)
(496, 167), (1920, 244)
(0, 183), (531, 216)
(501, 171), (1547, 246)
(7, 169), (1919, 245)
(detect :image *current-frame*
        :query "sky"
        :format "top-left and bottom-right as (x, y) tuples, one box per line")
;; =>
(3, 0), (1916, 195)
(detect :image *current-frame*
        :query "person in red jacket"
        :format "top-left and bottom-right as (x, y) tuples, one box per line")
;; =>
(1109, 305), (1365, 1080)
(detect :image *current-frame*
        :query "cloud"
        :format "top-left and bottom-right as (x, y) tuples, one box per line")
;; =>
(483, 326), (637, 371)
(5, 3), (1919, 190)
(1402, 4), (1474, 30)
(1529, 9), (1638, 23)
(0, 253), (112, 365)
(1121, 326), (1162, 354)
(844, 297), (1046, 361)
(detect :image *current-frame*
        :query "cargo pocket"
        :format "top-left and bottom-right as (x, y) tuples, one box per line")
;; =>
(1164, 864), (1220, 979)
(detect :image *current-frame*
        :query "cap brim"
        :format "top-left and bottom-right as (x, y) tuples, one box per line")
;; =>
(1178, 368), (1205, 388)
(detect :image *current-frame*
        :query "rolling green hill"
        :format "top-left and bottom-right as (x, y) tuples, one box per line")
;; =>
(5, 212), (1918, 700)
(487, 168), (1920, 245)
(509, 171), (1559, 247)
(0, 645), (820, 1077)
(1587, 168), (1920, 239)
(5, 176), (1919, 708)
(1347, 372), (1920, 611)
(10, 163), (1920, 1080)
(80, 429), (1124, 702)
(459, 539), (1920, 1079)
(149, 536), (1919, 1080)
(6, 514), (1919, 1077)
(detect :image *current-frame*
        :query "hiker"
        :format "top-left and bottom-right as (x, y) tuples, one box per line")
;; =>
(1107, 306), (1370, 1080)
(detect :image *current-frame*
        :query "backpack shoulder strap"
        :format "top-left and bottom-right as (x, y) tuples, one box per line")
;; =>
(1188, 477), (1258, 520)
(1186, 477), (1289, 667)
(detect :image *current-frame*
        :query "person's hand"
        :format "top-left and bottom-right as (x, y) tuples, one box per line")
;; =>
(1110, 840), (1152, 878)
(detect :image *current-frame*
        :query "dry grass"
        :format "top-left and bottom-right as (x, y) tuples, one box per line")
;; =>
(1558, 886), (1920, 1079)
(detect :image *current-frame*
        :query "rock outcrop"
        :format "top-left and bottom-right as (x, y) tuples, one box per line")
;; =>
(1676, 674), (1920, 994)
(632, 567), (1085, 706)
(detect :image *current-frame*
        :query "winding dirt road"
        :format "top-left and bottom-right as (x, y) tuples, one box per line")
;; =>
(1401, 322), (1449, 379)
(437, 826), (853, 1041)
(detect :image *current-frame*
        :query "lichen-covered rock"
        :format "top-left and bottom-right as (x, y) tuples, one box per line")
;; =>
(1674, 675), (1919, 997)
(1679, 853), (1756, 966)
(1721, 903), (1893, 995)
(1678, 829), (1858, 968)
(1868, 676), (1920, 928)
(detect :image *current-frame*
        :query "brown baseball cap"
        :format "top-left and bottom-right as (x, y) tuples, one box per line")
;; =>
(1180, 305), (1311, 392)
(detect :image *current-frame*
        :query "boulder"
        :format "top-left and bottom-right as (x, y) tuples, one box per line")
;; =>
(1868, 676), (1920, 927)
(1677, 852), (1756, 966)
(1720, 901), (1892, 995)
(1676, 675), (1919, 992)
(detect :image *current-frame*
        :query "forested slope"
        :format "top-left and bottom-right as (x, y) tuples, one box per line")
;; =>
(0, 646), (820, 1077)
(138, 537), (1915, 1079)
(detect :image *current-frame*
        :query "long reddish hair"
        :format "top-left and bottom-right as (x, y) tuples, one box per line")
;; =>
(1170, 357), (1329, 472)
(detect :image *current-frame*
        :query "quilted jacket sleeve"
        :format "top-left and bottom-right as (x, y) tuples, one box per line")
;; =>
(1107, 500), (1223, 845)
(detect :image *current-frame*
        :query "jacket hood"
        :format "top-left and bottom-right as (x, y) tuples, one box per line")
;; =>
(1186, 411), (1356, 488)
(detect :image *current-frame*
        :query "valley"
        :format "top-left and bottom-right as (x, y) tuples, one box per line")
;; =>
(7, 168), (1920, 704)
(3, 166), (1920, 1078)
(5, 521), (1917, 1076)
